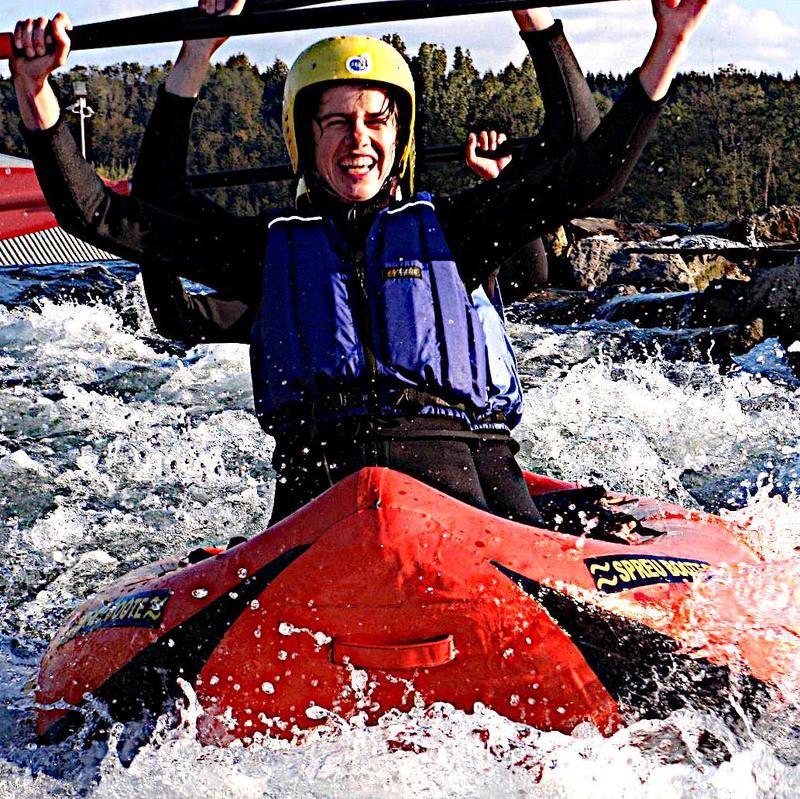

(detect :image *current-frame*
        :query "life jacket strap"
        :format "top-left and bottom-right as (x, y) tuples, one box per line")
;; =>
(308, 387), (468, 417)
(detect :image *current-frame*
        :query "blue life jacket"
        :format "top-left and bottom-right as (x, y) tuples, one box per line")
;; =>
(249, 194), (488, 430)
(471, 283), (524, 431)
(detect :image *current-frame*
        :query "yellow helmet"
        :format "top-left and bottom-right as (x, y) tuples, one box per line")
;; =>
(282, 35), (416, 192)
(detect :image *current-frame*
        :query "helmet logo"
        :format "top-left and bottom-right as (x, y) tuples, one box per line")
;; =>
(345, 53), (373, 75)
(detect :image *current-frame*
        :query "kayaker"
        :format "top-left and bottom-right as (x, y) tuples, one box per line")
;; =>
(129, 2), (596, 522)
(11, 0), (713, 525)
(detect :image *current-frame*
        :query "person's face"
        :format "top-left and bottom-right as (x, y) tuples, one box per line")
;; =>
(312, 84), (399, 203)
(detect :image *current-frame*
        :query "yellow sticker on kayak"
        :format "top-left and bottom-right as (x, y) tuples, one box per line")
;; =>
(584, 555), (710, 593)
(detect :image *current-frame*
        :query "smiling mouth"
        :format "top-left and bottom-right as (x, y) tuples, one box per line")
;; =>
(339, 155), (377, 176)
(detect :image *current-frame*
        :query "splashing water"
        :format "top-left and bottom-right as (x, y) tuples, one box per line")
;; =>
(1, 264), (800, 797)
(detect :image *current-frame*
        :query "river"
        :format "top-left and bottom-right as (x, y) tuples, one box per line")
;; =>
(1, 261), (799, 797)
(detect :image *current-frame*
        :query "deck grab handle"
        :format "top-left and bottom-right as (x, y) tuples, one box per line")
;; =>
(332, 635), (455, 670)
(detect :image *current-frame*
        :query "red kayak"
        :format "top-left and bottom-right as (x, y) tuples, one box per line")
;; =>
(0, 165), (129, 241)
(36, 467), (792, 745)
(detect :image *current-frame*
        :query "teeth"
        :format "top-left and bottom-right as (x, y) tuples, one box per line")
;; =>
(340, 156), (376, 171)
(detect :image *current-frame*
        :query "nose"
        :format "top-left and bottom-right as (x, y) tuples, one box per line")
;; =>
(349, 118), (370, 147)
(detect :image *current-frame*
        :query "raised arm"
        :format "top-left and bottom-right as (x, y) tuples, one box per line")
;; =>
(446, 0), (713, 290)
(165, 0), (247, 98)
(132, 0), (254, 344)
(466, 11), (600, 180)
(134, 0), (246, 206)
(515, 9), (600, 153)
(11, 13), (264, 296)
(639, 0), (710, 102)
(10, 12), (70, 131)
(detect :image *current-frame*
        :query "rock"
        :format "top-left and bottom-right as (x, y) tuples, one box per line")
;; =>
(741, 264), (800, 344)
(616, 252), (714, 291)
(658, 318), (765, 365)
(679, 254), (749, 289)
(564, 237), (621, 289)
(0, 449), (48, 476)
(543, 225), (570, 259)
(683, 277), (753, 328)
(744, 205), (800, 244)
(567, 217), (666, 243)
(616, 221), (666, 242)
(508, 288), (606, 325)
(566, 238), (700, 291)
(595, 291), (696, 327)
(684, 264), (800, 347)
(567, 217), (622, 239)
(669, 234), (746, 250)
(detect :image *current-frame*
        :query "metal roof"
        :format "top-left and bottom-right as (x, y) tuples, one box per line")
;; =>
(0, 226), (118, 266)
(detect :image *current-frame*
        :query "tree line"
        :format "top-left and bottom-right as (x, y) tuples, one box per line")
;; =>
(1, 37), (799, 224)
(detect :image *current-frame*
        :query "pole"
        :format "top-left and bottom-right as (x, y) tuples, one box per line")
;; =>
(66, 81), (95, 159)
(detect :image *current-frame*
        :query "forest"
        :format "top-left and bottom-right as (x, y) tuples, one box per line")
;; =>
(2, 34), (799, 224)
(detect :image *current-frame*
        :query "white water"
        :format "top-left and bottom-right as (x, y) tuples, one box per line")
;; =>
(1, 273), (800, 797)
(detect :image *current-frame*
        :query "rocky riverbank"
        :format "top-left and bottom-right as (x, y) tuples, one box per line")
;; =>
(504, 205), (800, 375)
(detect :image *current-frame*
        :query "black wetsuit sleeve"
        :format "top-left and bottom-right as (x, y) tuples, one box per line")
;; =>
(440, 73), (664, 291)
(490, 22), (601, 295)
(517, 21), (601, 163)
(132, 85), (196, 205)
(20, 111), (266, 298)
(133, 85), (241, 225)
(140, 268), (255, 345)
(131, 86), (255, 344)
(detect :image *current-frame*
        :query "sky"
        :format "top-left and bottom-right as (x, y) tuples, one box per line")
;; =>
(0, 0), (798, 78)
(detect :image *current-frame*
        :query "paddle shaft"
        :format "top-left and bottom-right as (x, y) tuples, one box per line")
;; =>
(188, 137), (527, 188)
(0, 0), (333, 58)
(1, 0), (626, 58)
(0, 137), (521, 240)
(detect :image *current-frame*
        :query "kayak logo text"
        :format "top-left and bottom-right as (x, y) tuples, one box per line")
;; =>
(346, 53), (373, 75)
(61, 589), (173, 641)
(584, 554), (710, 593)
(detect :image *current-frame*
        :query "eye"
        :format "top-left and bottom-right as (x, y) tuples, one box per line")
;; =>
(370, 112), (396, 128)
(316, 116), (350, 133)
